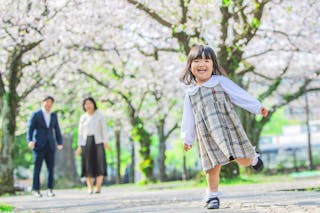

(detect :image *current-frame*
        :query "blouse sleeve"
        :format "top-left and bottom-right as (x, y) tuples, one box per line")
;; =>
(219, 76), (262, 114)
(181, 94), (196, 145)
(100, 113), (108, 143)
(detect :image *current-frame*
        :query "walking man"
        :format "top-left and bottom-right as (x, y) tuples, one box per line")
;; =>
(27, 96), (63, 197)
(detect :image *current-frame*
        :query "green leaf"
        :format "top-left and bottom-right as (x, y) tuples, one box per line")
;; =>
(222, 0), (231, 6)
(250, 18), (260, 29)
(286, 6), (292, 12)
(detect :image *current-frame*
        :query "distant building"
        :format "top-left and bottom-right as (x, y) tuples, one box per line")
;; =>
(259, 120), (320, 169)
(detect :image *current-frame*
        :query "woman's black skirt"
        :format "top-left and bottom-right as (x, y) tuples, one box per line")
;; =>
(81, 136), (107, 177)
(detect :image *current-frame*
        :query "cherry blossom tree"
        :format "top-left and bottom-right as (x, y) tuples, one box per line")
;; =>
(2, 0), (320, 191)
(0, 0), (73, 194)
(125, 0), (320, 176)
(125, 0), (319, 142)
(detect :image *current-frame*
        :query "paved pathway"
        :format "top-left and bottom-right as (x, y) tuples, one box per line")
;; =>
(1, 177), (320, 212)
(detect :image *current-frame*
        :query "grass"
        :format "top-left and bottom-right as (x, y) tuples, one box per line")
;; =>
(0, 202), (13, 212)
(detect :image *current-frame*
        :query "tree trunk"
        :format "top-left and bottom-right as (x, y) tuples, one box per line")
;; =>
(0, 42), (42, 194)
(239, 109), (263, 148)
(157, 119), (167, 182)
(130, 117), (154, 182)
(182, 154), (187, 181)
(0, 48), (21, 194)
(55, 134), (79, 188)
(115, 129), (121, 184)
(130, 137), (135, 183)
(304, 89), (314, 170)
(0, 93), (18, 195)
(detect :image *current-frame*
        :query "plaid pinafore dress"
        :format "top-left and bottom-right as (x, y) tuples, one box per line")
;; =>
(188, 84), (255, 171)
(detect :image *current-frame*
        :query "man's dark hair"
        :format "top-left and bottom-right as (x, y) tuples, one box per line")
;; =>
(42, 96), (55, 103)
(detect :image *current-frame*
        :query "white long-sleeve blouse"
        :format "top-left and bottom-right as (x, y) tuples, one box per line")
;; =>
(181, 75), (263, 146)
(78, 110), (108, 146)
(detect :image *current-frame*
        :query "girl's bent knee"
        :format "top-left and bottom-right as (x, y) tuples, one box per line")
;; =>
(235, 158), (253, 166)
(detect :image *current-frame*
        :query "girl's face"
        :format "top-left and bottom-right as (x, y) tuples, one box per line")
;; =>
(84, 100), (95, 113)
(191, 57), (213, 84)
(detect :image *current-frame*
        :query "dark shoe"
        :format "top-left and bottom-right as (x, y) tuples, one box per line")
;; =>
(94, 191), (101, 194)
(33, 191), (43, 198)
(252, 156), (264, 173)
(205, 197), (220, 209)
(47, 189), (55, 197)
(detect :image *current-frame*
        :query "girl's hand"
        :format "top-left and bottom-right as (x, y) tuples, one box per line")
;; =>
(104, 143), (111, 151)
(184, 144), (192, 152)
(261, 107), (268, 117)
(75, 146), (81, 155)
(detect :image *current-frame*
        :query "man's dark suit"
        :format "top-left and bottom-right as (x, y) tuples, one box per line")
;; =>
(26, 110), (63, 191)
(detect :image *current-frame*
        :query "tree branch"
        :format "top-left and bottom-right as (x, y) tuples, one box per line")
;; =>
(78, 68), (141, 119)
(126, 0), (173, 27)
(21, 40), (43, 54)
(77, 68), (109, 88)
(117, 91), (136, 120)
(180, 0), (190, 24)
(20, 57), (68, 99)
(164, 122), (179, 141)
(136, 91), (148, 116)
(218, 3), (232, 69)
(257, 54), (292, 101)
(243, 47), (302, 60)
(22, 52), (56, 68)
(68, 44), (132, 52)
(135, 44), (179, 60)
(271, 79), (315, 111)
(19, 77), (43, 100)
(234, 0), (270, 46)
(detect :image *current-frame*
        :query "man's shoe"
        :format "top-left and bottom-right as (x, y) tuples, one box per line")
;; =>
(47, 189), (55, 197)
(33, 191), (43, 198)
(252, 156), (264, 173)
(205, 197), (220, 209)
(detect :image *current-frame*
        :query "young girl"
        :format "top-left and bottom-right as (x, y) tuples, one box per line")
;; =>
(180, 45), (268, 209)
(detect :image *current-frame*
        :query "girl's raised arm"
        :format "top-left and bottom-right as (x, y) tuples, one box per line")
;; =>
(219, 76), (263, 114)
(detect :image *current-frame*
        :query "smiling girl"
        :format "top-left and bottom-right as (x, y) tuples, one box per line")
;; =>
(180, 44), (268, 209)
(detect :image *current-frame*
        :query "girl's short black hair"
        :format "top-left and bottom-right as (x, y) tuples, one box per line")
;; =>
(82, 97), (98, 112)
(180, 44), (227, 85)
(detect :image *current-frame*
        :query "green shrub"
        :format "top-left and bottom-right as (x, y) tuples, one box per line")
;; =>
(0, 202), (13, 212)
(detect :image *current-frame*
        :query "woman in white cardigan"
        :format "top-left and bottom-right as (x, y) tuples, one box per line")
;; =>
(76, 97), (111, 194)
